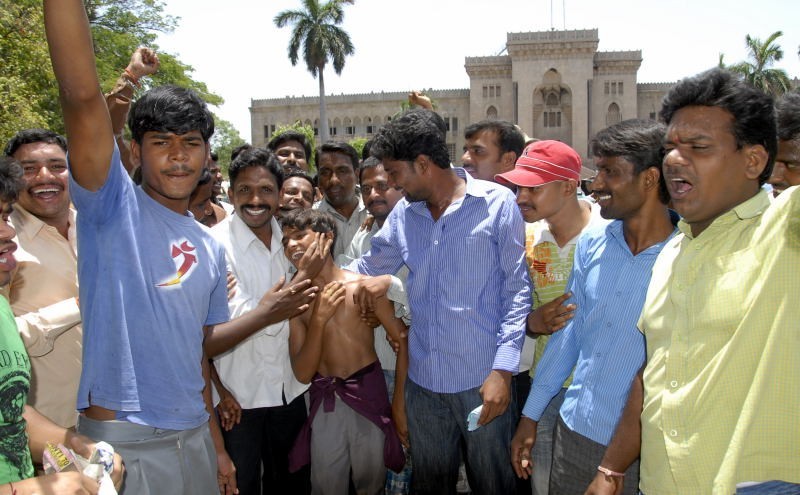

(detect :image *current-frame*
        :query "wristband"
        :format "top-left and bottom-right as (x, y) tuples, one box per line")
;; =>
(597, 465), (625, 478)
(123, 68), (141, 88)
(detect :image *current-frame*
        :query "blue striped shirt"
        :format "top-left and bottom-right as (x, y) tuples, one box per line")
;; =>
(349, 168), (531, 393)
(522, 218), (676, 445)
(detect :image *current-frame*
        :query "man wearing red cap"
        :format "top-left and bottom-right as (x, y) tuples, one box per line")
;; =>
(496, 139), (603, 495)
(508, 120), (678, 494)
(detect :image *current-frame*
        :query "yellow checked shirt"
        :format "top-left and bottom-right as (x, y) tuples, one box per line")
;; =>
(639, 187), (800, 495)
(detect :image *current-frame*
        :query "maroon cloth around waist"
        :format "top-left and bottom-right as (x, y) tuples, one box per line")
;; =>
(288, 360), (405, 472)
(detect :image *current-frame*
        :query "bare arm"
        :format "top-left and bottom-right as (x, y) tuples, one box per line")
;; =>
(105, 47), (159, 174)
(202, 352), (237, 495)
(584, 368), (644, 495)
(373, 297), (409, 447)
(288, 282), (345, 384)
(204, 277), (316, 357)
(209, 361), (241, 432)
(44, 0), (114, 191)
(23, 405), (124, 490)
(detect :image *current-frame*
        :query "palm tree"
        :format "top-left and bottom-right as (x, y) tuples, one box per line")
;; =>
(728, 31), (791, 97)
(274, 0), (355, 144)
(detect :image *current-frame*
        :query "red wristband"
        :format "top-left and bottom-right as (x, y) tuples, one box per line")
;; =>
(598, 465), (625, 478)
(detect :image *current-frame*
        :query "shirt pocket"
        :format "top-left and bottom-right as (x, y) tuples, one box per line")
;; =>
(693, 247), (759, 336)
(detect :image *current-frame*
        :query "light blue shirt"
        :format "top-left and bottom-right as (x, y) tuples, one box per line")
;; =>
(522, 218), (676, 445)
(70, 144), (229, 430)
(348, 168), (531, 393)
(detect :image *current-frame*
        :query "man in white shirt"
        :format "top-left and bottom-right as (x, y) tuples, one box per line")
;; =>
(211, 148), (320, 494)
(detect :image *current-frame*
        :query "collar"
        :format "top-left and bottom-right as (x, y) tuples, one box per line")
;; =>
(229, 213), (283, 254)
(11, 204), (76, 241)
(678, 189), (769, 239)
(316, 195), (366, 221)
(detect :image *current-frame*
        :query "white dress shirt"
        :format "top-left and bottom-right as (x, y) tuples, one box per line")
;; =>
(211, 215), (308, 408)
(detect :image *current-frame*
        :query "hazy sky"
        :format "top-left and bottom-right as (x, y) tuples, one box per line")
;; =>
(156, 0), (800, 140)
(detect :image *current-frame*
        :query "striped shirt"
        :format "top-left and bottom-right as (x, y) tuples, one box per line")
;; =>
(522, 217), (676, 445)
(349, 167), (531, 393)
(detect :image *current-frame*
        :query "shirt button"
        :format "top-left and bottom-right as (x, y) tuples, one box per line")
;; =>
(434, 240), (439, 245)
(615, 291), (622, 296)
(606, 322), (612, 327)
(670, 380), (678, 387)
(670, 429), (678, 437)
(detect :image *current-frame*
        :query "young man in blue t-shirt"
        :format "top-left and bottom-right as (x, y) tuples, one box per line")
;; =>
(44, 2), (321, 494)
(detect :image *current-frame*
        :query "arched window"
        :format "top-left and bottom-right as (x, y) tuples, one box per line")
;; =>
(486, 106), (498, 119)
(606, 103), (621, 125)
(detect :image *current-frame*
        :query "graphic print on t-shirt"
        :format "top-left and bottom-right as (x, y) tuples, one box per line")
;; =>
(156, 239), (199, 287)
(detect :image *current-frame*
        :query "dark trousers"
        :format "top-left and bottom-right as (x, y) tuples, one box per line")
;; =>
(406, 379), (517, 495)
(513, 373), (533, 495)
(550, 417), (639, 495)
(222, 394), (311, 495)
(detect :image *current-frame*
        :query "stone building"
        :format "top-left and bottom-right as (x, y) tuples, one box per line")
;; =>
(250, 28), (674, 167)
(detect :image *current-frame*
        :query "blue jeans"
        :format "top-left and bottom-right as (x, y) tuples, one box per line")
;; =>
(736, 481), (800, 494)
(531, 388), (566, 495)
(406, 379), (516, 495)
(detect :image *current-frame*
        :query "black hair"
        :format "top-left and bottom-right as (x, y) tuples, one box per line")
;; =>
(280, 208), (337, 257)
(230, 144), (253, 162)
(315, 141), (360, 171)
(228, 147), (284, 190)
(4, 129), (67, 157)
(464, 120), (525, 159)
(358, 156), (383, 183)
(591, 119), (669, 204)
(361, 139), (374, 160)
(283, 169), (315, 191)
(209, 151), (219, 162)
(370, 109), (450, 169)
(776, 92), (800, 142)
(196, 167), (212, 186)
(0, 157), (25, 202)
(659, 68), (776, 185)
(128, 85), (215, 143)
(267, 130), (312, 161)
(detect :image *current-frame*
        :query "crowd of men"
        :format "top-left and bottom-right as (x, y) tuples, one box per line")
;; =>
(0, 2), (797, 495)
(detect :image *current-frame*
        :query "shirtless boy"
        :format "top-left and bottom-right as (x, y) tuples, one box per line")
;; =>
(283, 209), (407, 495)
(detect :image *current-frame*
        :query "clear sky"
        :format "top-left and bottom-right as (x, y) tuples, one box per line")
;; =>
(156, 0), (800, 140)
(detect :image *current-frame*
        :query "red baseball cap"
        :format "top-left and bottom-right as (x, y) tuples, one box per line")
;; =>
(495, 140), (581, 187)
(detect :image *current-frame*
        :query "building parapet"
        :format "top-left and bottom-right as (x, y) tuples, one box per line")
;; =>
(594, 50), (642, 62)
(507, 29), (598, 43)
(464, 55), (511, 66)
(251, 88), (470, 107)
(637, 82), (676, 91)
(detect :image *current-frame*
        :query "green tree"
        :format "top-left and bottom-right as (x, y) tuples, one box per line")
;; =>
(212, 117), (246, 177)
(727, 31), (792, 97)
(0, 0), (59, 144)
(274, 0), (355, 144)
(348, 136), (368, 158)
(0, 0), (222, 145)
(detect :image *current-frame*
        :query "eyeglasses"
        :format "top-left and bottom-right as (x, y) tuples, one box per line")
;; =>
(361, 182), (392, 196)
